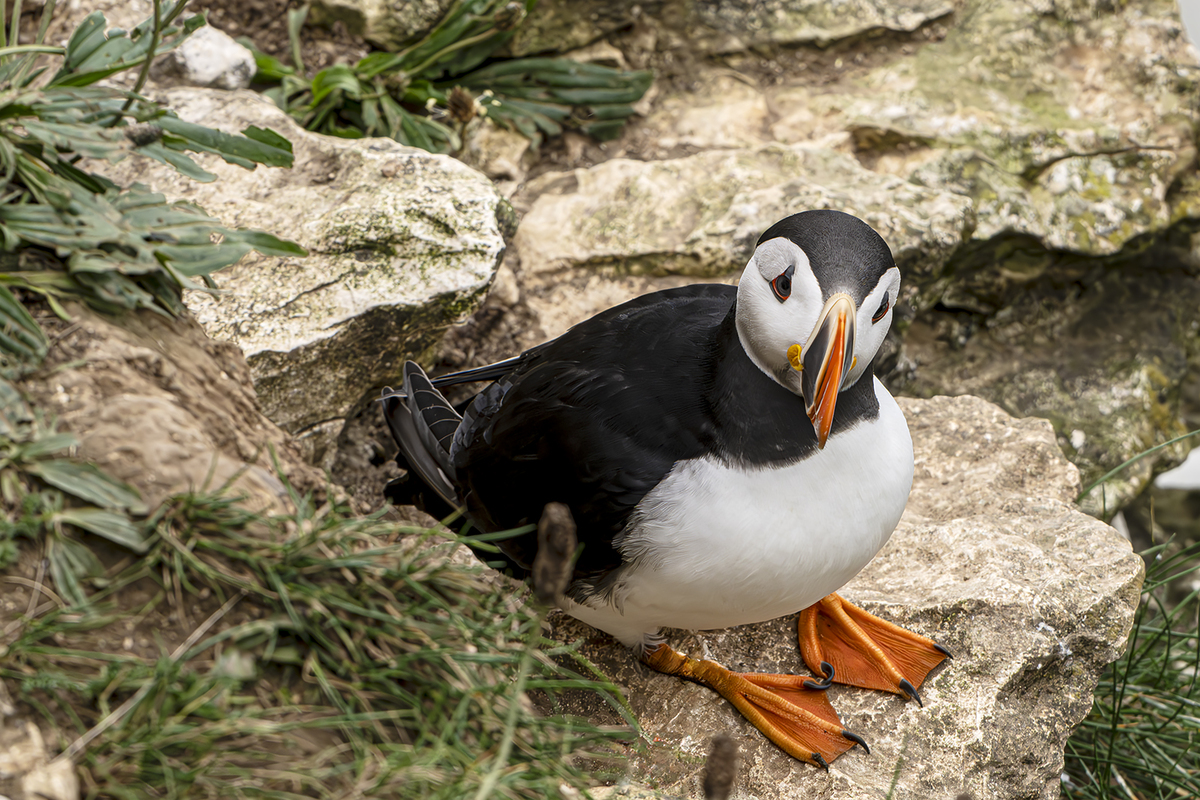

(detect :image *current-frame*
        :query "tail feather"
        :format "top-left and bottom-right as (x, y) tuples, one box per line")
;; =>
(404, 362), (461, 466)
(379, 364), (462, 507)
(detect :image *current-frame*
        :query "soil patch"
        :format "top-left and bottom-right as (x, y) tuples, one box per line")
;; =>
(191, 0), (368, 74)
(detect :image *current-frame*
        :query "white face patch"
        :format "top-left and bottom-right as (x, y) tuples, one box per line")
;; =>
(736, 239), (822, 387)
(844, 266), (900, 388)
(736, 240), (900, 396)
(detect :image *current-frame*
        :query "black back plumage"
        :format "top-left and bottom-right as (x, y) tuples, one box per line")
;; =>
(382, 282), (880, 584)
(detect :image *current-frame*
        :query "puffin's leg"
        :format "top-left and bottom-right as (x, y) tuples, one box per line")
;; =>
(643, 643), (868, 768)
(798, 593), (950, 704)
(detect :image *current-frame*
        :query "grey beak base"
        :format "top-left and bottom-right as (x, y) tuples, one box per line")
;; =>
(800, 293), (857, 417)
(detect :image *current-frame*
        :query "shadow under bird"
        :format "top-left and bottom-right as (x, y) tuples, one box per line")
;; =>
(380, 209), (950, 767)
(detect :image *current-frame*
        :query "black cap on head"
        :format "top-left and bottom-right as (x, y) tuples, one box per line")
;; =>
(756, 210), (895, 302)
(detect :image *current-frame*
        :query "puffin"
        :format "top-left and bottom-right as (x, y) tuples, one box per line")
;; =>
(380, 209), (949, 767)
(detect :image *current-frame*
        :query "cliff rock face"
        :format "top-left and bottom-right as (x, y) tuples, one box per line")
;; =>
(480, 0), (1200, 513)
(552, 395), (1143, 799)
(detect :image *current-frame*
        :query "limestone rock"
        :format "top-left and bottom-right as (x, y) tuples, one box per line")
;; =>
(0, 720), (79, 800)
(94, 88), (507, 467)
(506, 0), (953, 57)
(505, 0), (647, 57)
(622, 0), (1200, 276)
(685, 0), (954, 53)
(513, 143), (972, 337)
(310, 0), (454, 51)
(459, 120), (534, 186)
(546, 395), (1143, 799)
(894, 249), (1200, 516)
(43, 0), (149, 47)
(153, 24), (257, 90)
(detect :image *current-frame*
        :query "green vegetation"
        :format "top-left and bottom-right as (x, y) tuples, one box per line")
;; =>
(0, 4), (635, 797)
(0, 381), (148, 601)
(1, 478), (633, 798)
(0, 0), (305, 598)
(1065, 435), (1200, 800)
(250, 0), (653, 153)
(1063, 538), (1200, 800)
(0, 0), (305, 608)
(0, 0), (303, 378)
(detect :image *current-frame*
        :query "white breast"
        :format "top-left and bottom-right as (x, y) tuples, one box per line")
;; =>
(562, 377), (914, 647)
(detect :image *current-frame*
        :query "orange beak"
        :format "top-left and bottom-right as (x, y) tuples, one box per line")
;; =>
(799, 293), (856, 449)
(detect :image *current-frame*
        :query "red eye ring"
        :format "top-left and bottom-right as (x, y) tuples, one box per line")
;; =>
(872, 296), (890, 323)
(770, 265), (795, 303)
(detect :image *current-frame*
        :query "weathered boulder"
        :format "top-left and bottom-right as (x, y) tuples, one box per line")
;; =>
(95, 88), (508, 468)
(44, 0), (149, 46)
(504, 0), (954, 57)
(513, 143), (971, 336)
(20, 303), (324, 515)
(894, 239), (1200, 517)
(503, 0), (647, 58)
(0, 715), (78, 800)
(548, 395), (1143, 799)
(682, 0), (954, 53)
(494, 0), (1200, 514)
(515, 144), (971, 279)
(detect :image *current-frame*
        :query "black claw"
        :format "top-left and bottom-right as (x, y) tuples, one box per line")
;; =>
(934, 642), (954, 659)
(899, 678), (923, 707)
(811, 752), (829, 771)
(802, 662), (835, 690)
(842, 729), (870, 755)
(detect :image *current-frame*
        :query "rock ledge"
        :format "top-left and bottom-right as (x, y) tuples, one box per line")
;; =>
(549, 394), (1142, 800)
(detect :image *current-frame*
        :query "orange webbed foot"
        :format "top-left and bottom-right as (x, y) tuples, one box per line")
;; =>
(798, 593), (950, 704)
(644, 643), (868, 768)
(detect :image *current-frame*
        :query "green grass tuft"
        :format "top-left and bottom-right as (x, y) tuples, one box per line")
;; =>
(1063, 539), (1200, 800)
(1, 484), (635, 798)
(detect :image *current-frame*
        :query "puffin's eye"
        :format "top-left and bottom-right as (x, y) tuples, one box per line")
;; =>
(770, 265), (794, 303)
(872, 295), (890, 323)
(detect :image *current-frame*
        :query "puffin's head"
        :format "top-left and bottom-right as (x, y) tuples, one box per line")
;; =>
(735, 210), (899, 448)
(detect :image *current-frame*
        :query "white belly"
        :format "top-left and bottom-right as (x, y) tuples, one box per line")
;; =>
(563, 377), (914, 647)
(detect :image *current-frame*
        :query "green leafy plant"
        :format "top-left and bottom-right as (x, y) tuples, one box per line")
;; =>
(1, 482), (635, 798)
(0, 0), (304, 376)
(0, 0), (308, 594)
(1063, 538), (1200, 799)
(251, 0), (653, 153)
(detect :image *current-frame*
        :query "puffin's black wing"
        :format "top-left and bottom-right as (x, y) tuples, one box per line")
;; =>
(446, 284), (737, 580)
